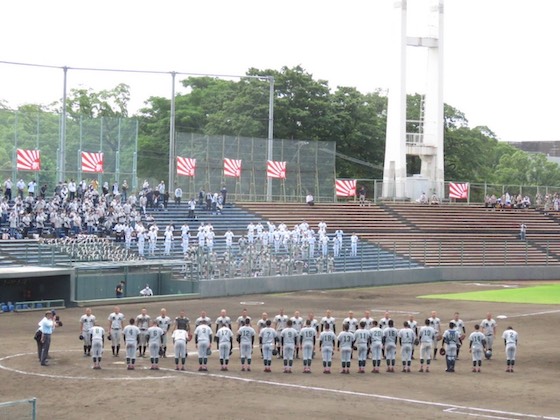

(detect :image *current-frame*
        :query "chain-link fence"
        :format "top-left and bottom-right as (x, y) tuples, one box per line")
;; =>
(0, 110), (138, 193)
(174, 133), (336, 202)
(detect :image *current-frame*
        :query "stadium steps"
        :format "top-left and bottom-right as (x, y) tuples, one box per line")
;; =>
(129, 202), (418, 278)
(0, 239), (72, 267)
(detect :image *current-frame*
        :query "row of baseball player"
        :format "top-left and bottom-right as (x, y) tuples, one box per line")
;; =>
(79, 307), (518, 373)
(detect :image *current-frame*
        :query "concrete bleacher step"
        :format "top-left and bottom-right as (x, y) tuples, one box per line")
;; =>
(126, 202), (419, 278)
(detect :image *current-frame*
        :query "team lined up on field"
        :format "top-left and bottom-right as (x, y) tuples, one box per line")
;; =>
(80, 307), (518, 373)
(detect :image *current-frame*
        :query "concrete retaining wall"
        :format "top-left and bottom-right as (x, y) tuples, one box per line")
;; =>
(197, 266), (560, 298)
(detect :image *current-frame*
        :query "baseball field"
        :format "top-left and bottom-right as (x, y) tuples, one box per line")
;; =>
(0, 280), (558, 420)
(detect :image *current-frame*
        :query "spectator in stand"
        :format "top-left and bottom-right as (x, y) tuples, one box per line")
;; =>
(112, 182), (120, 199)
(306, 193), (314, 206)
(28, 180), (36, 197)
(163, 191), (170, 210)
(121, 180), (128, 202)
(417, 192), (428, 205)
(221, 186), (227, 205)
(174, 185), (183, 205)
(16, 179), (25, 199)
(430, 193), (440, 205)
(205, 191), (212, 211)
(100, 181), (108, 197)
(158, 180), (166, 196)
(68, 179), (77, 201)
(519, 223), (527, 241)
(188, 198), (196, 219)
(4, 178), (12, 201)
(39, 183), (47, 199)
(198, 188), (205, 206)
(358, 186), (366, 206)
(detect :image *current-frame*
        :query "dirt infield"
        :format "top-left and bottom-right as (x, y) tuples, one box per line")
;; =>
(1, 281), (558, 420)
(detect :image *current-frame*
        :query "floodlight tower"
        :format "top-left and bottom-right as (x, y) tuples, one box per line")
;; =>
(382, 0), (445, 199)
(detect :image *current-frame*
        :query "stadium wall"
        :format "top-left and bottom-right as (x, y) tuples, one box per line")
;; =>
(4, 265), (558, 307)
(197, 266), (560, 298)
(74, 271), (172, 301)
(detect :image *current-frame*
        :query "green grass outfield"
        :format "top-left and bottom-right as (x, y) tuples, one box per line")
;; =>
(419, 284), (560, 305)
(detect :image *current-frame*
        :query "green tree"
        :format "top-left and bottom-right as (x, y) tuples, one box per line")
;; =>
(494, 150), (560, 186)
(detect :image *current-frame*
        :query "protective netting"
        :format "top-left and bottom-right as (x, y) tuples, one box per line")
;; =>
(175, 133), (336, 202)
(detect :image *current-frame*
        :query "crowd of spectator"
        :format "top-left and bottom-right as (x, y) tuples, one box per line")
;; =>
(1, 177), (346, 276)
(179, 219), (345, 279)
(484, 192), (532, 209)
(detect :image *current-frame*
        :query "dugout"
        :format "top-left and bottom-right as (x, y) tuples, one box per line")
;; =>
(0, 266), (74, 306)
(73, 261), (183, 302)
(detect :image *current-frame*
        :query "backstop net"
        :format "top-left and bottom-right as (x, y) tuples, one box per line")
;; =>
(0, 110), (138, 192)
(175, 133), (336, 202)
(0, 398), (37, 420)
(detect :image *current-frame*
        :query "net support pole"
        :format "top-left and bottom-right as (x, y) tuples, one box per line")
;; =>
(266, 76), (275, 201)
(168, 71), (177, 194)
(58, 66), (68, 183)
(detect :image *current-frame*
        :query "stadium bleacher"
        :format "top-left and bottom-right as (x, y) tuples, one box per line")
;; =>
(4, 200), (560, 278)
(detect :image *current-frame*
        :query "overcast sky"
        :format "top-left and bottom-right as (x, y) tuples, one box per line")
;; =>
(1, 0), (558, 143)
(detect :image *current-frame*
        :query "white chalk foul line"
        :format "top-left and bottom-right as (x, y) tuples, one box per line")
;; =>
(0, 347), (244, 381)
(464, 309), (560, 325)
(2, 350), (559, 420)
(156, 367), (560, 420)
(444, 407), (516, 420)
(0, 351), (176, 381)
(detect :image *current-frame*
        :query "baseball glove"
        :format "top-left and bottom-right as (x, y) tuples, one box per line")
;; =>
(414, 338), (419, 346)
(353, 346), (357, 351)
(272, 349), (278, 356)
(439, 347), (446, 356)
(79, 334), (84, 341)
(206, 347), (212, 356)
(159, 347), (164, 357)
(107, 334), (112, 341)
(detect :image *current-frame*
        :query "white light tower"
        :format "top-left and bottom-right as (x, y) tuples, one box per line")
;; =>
(382, 0), (445, 199)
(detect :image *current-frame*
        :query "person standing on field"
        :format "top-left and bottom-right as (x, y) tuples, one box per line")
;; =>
(502, 326), (519, 373)
(147, 320), (164, 370)
(442, 322), (459, 373)
(418, 318), (436, 373)
(80, 308), (96, 357)
(300, 319), (317, 373)
(108, 306), (125, 357)
(172, 326), (189, 371)
(469, 324), (486, 373)
(123, 318), (140, 370)
(319, 323), (336, 374)
(237, 318), (255, 372)
(353, 321), (370, 374)
(259, 320), (278, 373)
(90, 323), (105, 370)
(216, 322), (234, 371)
(398, 321), (415, 373)
(38, 311), (55, 366)
(481, 312), (497, 357)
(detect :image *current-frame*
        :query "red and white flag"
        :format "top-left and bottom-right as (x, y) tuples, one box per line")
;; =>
(177, 156), (196, 176)
(16, 149), (41, 171)
(224, 158), (242, 178)
(81, 152), (104, 173)
(449, 182), (469, 199)
(335, 179), (357, 197)
(266, 160), (286, 179)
